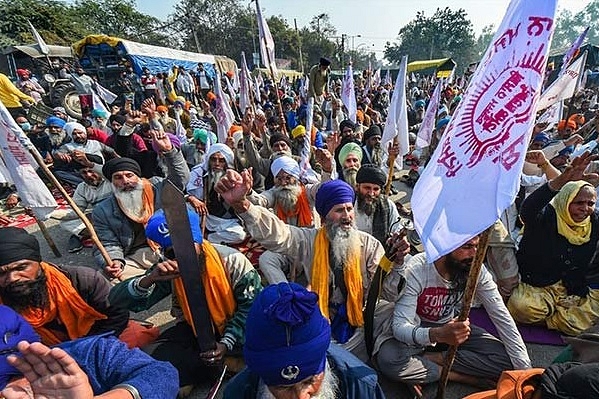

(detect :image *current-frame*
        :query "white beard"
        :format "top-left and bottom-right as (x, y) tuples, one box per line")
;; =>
(272, 184), (302, 212)
(257, 362), (338, 399)
(113, 182), (145, 220)
(343, 168), (359, 189)
(208, 169), (226, 190)
(326, 220), (361, 267)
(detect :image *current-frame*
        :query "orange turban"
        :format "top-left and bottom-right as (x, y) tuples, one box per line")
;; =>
(156, 105), (168, 113)
(206, 92), (217, 102)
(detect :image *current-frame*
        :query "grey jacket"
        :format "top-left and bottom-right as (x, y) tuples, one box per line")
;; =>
(92, 148), (189, 268)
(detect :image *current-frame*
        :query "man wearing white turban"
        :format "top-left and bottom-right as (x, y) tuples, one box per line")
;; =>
(247, 153), (333, 283)
(186, 143), (247, 244)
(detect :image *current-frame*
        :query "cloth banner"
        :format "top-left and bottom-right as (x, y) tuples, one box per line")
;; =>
(239, 52), (252, 115)
(560, 27), (589, 76)
(416, 79), (443, 148)
(381, 55), (409, 170)
(213, 73), (236, 143)
(536, 100), (563, 128)
(537, 51), (587, 112)
(341, 64), (357, 123)
(255, 0), (278, 76)
(27, 20), (49, 55)
(412, 0), (557, 262)
(0, 100), (57, 219)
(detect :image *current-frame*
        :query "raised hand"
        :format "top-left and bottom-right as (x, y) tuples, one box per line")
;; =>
(2, 341), (94, 399)
(214, 169), (252, 212)
(150, 129), (173, 153)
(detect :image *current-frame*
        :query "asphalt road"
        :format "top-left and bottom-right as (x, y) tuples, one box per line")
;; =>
(19, 177), (563, 399)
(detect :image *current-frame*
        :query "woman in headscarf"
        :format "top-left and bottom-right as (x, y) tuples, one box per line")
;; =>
(507, 152), (599, 336)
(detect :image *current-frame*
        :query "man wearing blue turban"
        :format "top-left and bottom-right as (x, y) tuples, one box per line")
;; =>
(214, 169), (410, 363)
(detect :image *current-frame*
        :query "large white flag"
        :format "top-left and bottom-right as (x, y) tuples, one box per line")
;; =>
(381, 55), (409, 170)
(94, 82), (118, 105)
(213, 73), (236, 143)
(537, 51), (587, 112)
(255, 0), (278, 76)
(0, 101), (57, 219)
(412, 0), (557, 262)
(341, 64), (357, 123)
(27, 20), (49, 55)
(239, 52), (252, 115)
(416, 79), (443, 148)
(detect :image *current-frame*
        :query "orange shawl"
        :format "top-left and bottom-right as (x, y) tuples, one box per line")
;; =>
(275, 186), (313, 227)
(173, 241), (236, 337)
(17, 263), (107, 345)
(311, 228), (364, 327)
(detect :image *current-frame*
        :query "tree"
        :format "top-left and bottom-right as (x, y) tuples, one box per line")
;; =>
(72, 0), (172, 46)
(474, 24), (495, 60)
(0, 0), (86, 47)
(384, 7), (476, 73)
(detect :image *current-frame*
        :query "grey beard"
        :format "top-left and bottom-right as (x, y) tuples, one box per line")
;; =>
(113, 181), (145, 219)
(49, 131), (67, 147)
(272, 184), (302, 212)
(326, 219), (361, 267)
(371, 146), (383, 165)
(257, 362), (338, 399)
(343, 168), (358, 189)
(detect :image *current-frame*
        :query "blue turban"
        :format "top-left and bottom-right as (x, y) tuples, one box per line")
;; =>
(558, 145), (574, 157)
(315, 180), (355, 219)
(414, 99), (425, 109)
(145, 209), (202, 248)
(532, 132), (551, 146)
(0, 305), (40, 389)
(244, 282), (330, 386)
(436, 117), (451, 130)
(91, 109), (109, 118)
(45, 116), (66, 128)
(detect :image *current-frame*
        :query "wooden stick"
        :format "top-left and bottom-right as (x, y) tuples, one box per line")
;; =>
(33, 212), (61, 258)
(26, 147), (113, 268)
(435, 226), (493, 399)
(385, 136), (399, 196)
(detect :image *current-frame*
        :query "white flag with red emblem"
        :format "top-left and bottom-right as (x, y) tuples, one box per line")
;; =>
(537, 51), (587, 112)
(213, 72), (236, 143)
(416, 79), (443, 148)
(412, 0), (558, 262)
(0, 100), (57, 219)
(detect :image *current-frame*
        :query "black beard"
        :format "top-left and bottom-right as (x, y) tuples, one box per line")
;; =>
(445, 255), (471, 297)
(357, 194), (378, 216)
(0, 271), (49, 312)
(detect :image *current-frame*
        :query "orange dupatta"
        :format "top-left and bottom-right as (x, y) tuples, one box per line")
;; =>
(310, 228), (364, 327)
(275, 186), (313, 227)
(17, 263), (107, 345)
(173, 241), (236, 337)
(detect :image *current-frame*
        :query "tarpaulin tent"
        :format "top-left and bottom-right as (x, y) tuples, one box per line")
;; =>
(407, 58), (456, 78)
(72, 35), (238, 79)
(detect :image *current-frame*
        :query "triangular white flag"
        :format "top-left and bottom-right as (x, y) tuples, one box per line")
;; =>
(255, 0), (278, 76)
(537, 51), (587, 111)
(381, 55), (409, 170)
(416, 79), (443, 148)
(27, 20), (49, 56)
(239, 52), (252, 115)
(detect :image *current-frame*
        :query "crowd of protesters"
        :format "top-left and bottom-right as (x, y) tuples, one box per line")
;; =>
(2, 49), (599, 399)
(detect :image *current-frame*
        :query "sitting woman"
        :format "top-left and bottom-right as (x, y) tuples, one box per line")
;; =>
(507, 152), (599, 336)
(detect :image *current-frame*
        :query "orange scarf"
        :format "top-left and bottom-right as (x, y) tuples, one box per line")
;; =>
(311, 228), (364, 327)
(16, 263), (107, 345)
(173, 241), (236, 337)
(275, 186), (313, 227)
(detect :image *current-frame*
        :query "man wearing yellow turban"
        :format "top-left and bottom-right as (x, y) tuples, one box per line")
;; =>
(508, 153), (599, 335)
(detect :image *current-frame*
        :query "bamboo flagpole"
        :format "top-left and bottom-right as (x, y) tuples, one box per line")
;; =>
(435, 226), (492, 399)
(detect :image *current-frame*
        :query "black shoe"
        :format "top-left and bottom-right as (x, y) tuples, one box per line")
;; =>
(68, 235), (83, 253)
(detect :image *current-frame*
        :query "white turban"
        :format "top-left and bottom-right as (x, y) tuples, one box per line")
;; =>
(63, 122), (86, 138)
(271, 155), (300, 179)
(203, 143), (234, 170)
